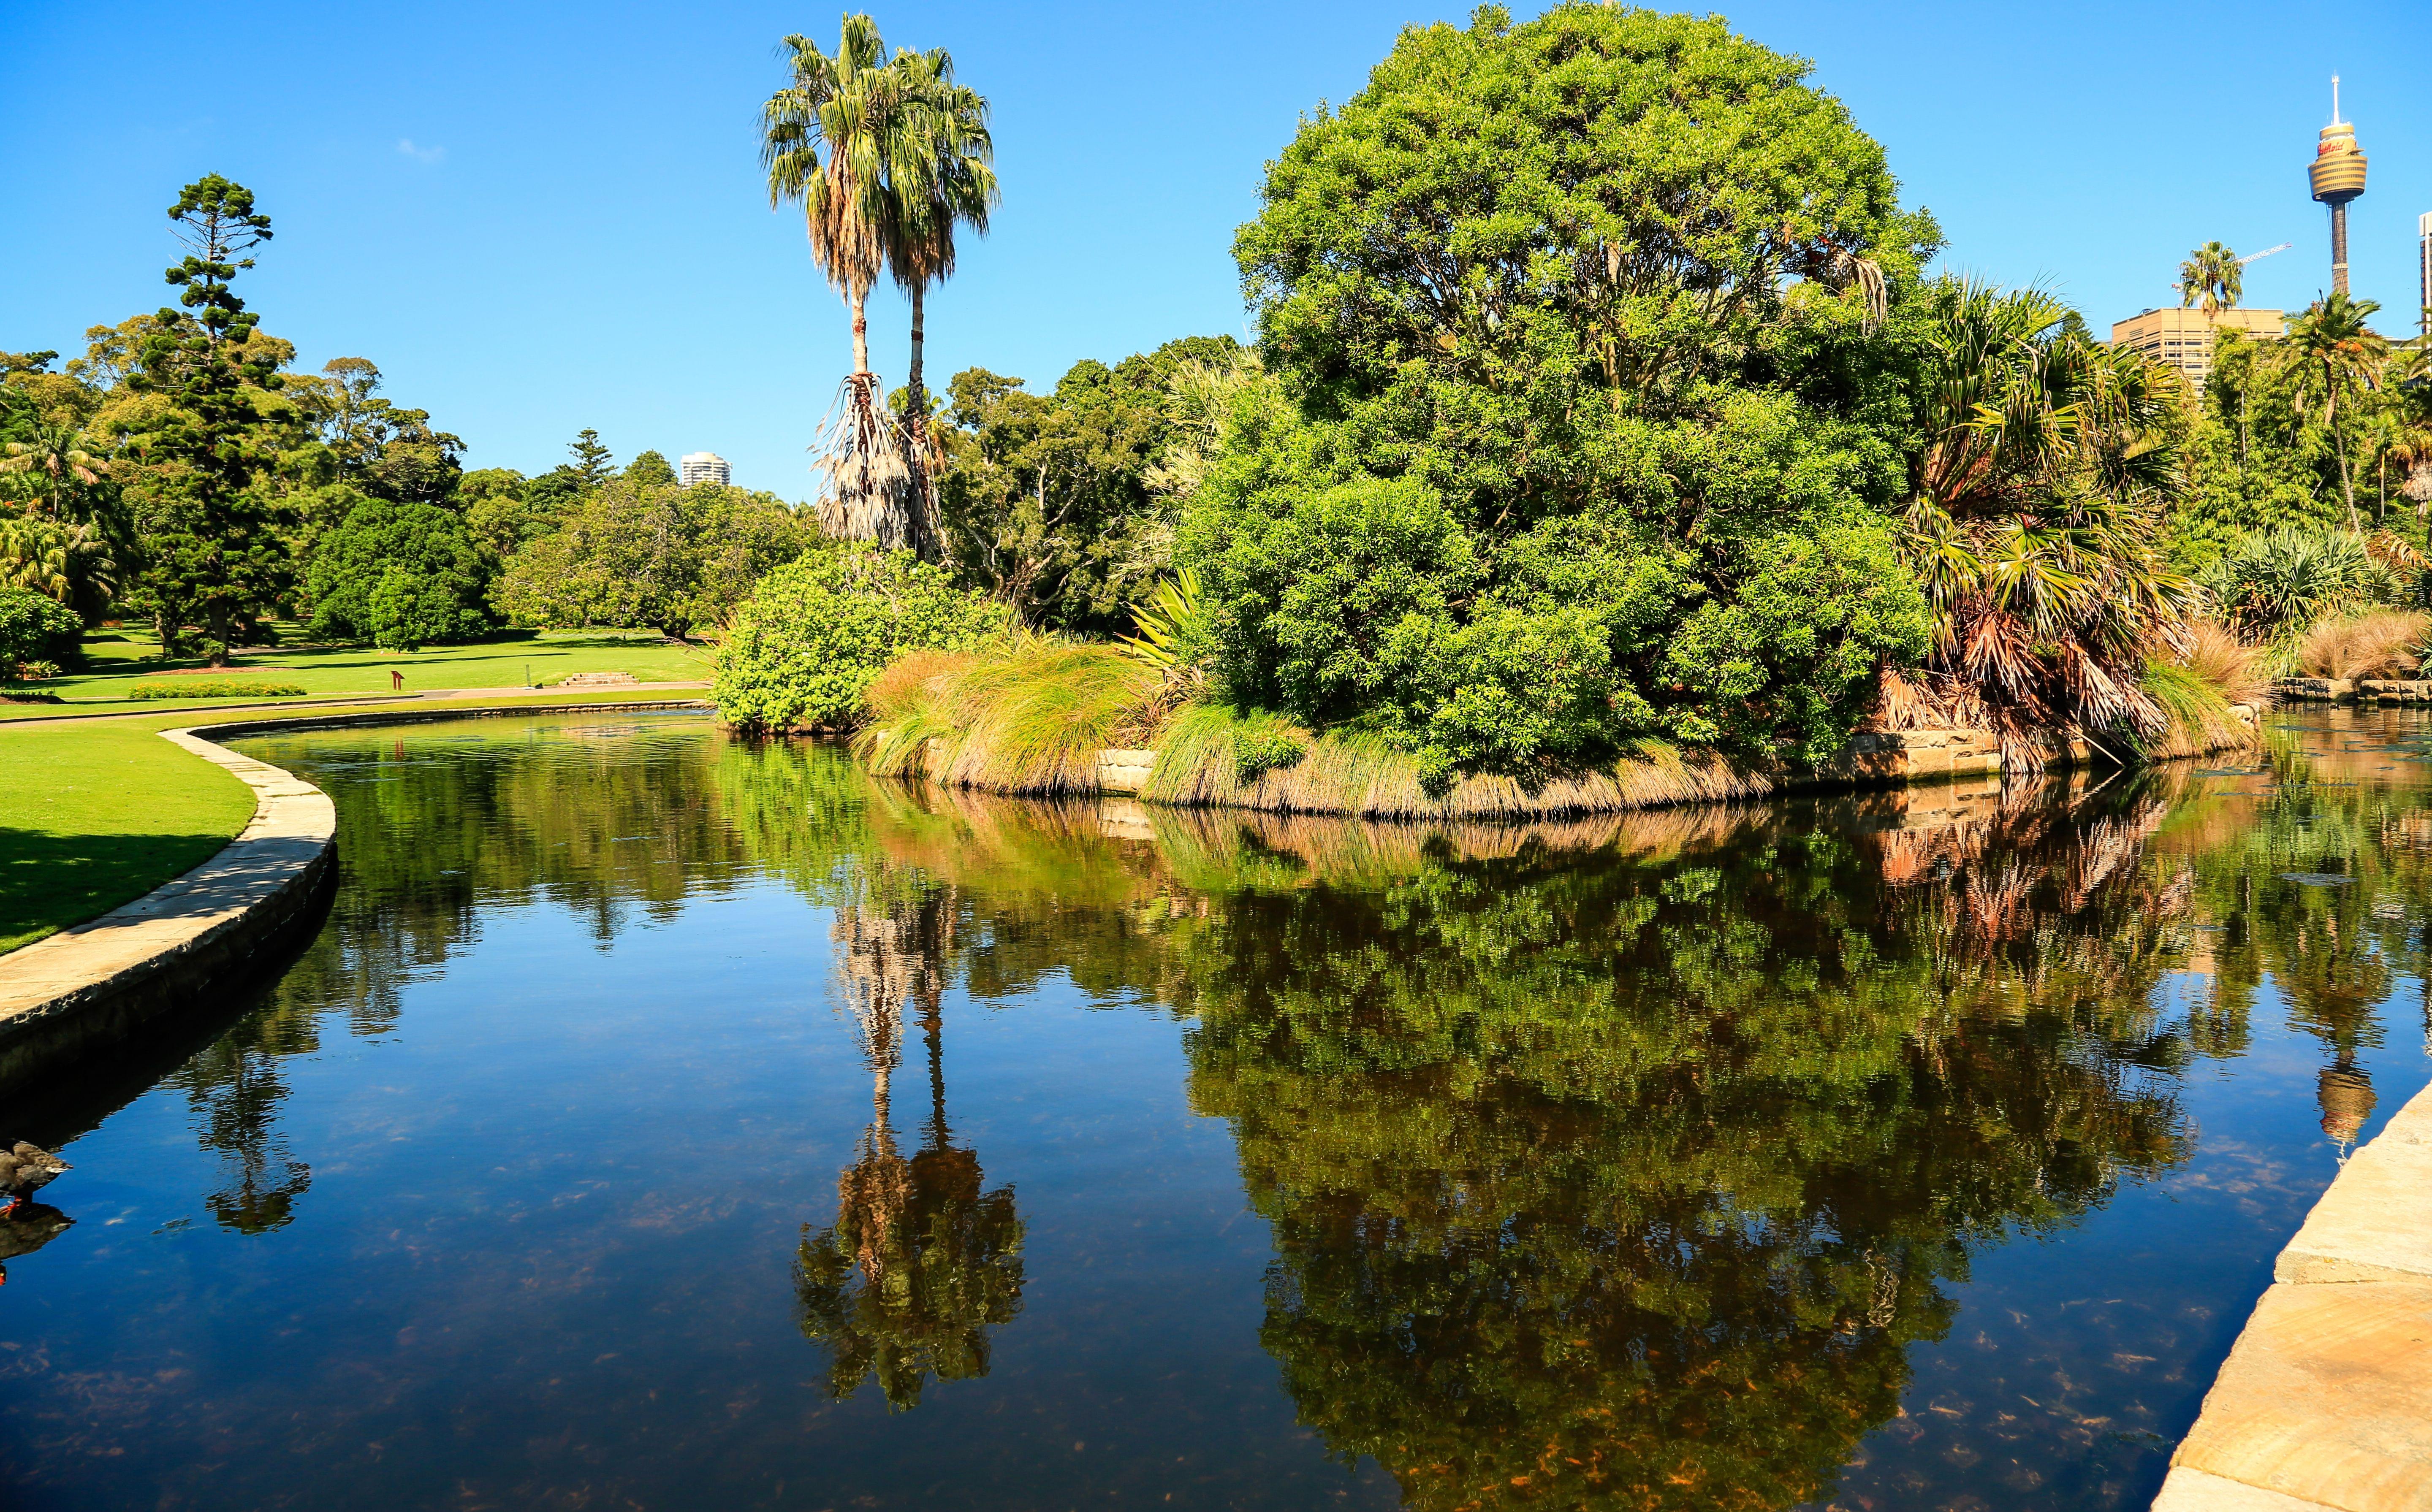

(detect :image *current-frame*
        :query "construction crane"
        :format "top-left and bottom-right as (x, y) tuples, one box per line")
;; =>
(2166, 242), (2293, 298)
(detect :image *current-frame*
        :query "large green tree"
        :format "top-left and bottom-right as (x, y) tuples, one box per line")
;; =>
(496, 474), (809, 639)
(304, 498), (491, 650)
(117, 175), (288, 663)
(1189, 4), (1938, 789)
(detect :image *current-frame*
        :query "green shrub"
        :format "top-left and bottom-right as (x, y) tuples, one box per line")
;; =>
(127, 680), (307, 700)
(713, 546), (1008, 733)
(306, 499), (491, 651)
(0, 585), (80, 677)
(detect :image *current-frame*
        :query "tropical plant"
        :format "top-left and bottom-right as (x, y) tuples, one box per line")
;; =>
(763, 16), (924, 553)
(2177, 241), (2242, 315)
(2203, 524), (2403, 660)
(1895, 279), (2195, 754)
(0, 415), (111, 517)
(2282, 292), (2391, 530)
(880, 47), (996, 521)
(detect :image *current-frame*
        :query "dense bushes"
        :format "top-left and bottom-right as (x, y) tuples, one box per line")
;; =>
(304, 499), (490, 650)
(1175, 4), (1941, 789)
(0, 585), (80, 678)
(714, 547), (1006, 733)
(497, 476), (809, 640)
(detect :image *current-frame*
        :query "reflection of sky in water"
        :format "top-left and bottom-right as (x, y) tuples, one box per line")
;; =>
(0, 709), (2424, 1512)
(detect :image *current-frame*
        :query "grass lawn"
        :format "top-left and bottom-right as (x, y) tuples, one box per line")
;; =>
(0, 717), (258, 954)
(0, 688), (717, 955)
(0, 626), (712, 722)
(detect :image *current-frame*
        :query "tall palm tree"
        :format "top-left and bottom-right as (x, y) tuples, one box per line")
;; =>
(883, 49), (997, 525)
(2283, 292), (2390, 530)
(762, 16), (922, 550)
(1895, 279), (2194, 756)
(0, 415), (111, 520)
(2177, 241), (2242, 316)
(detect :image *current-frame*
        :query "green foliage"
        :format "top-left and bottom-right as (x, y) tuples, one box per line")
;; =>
(0, 585), (80, 676)
(934, 338), (1240, 632)
(114, 177), (291, 661)
(1192, 5), (1939, 787)
(1901, 279), (2194, 745)
(2203, 525), (2390, 648)
(1115, 566), (1213, 675)
(125, 678), (307, 700)
(712, 545), (1007, 733)
(495, 477), (809, 639)
(624, 450), (677, 488)
(304, 499), (491, 651)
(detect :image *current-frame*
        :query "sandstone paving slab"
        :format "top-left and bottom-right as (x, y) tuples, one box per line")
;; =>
(2280, 1093), (2432, 1285)
(2171, 1278), (2432, 1512)
(2153, 1467), (2343, 1511)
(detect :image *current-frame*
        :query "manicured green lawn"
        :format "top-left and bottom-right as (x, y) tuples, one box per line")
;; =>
(1, 627), (711, 722)
(0, 717), (258, 954)
(0, 688), (718, 954)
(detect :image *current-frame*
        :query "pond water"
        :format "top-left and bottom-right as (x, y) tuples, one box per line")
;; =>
(3, 710), (2428, 1511)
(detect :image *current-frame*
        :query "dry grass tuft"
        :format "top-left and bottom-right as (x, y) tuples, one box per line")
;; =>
(857, 640), (1164, 795)
(1145, 705), (1780, 819)
(2297, 609), (2430, 681)
(2177, 621), (2274, 707)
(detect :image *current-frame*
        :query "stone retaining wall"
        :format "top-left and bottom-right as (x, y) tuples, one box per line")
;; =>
(0, 730), (337, 1093)
(0, 699), (714, 1093)
(2153, 1081), (2432, 1511)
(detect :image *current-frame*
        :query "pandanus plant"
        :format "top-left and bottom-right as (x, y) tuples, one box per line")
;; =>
(1895, 279), (2196, 756)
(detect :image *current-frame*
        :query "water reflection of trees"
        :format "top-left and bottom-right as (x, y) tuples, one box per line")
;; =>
(152, 711), (2432, 1497)
(795, 878), (1025, 1410)
(176, 721), (776, 1233)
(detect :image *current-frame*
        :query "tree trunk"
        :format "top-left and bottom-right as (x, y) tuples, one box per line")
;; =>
(850, 287), (871, 375)
(905, 282), (937, 559)
(2332, 392), (2360, 531)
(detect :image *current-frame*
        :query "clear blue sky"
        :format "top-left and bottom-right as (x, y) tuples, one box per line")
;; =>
(5, 1), (2427, 498)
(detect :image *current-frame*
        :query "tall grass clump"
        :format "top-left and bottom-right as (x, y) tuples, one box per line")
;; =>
(2177, 621), (2273, 708)
(858, 639), (1164, 795)
(2296, 609), (2430, 682)
(1142, 702), (1777, 818)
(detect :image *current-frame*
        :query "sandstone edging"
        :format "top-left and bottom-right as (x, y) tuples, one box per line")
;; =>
(0, 699), (713, 1092)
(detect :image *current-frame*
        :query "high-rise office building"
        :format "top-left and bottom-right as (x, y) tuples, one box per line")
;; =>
(2309, 79), (2367, 298)
(2111, 306), (2285, 389)
(679, 451), (731, 487)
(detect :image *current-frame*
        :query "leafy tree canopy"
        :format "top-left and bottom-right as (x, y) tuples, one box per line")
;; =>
(1188, 4), (1939, 787)
(304, 498), (491, 650)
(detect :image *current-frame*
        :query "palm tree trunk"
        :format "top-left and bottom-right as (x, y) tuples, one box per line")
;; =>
(850, 287), (871, 375)
(2332, 391), (2360, 531)
(908, 283), (927, 420)
(905, 282), (939, 560)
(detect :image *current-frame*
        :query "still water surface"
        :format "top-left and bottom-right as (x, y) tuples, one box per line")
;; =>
(3, 710), (2427, 1510)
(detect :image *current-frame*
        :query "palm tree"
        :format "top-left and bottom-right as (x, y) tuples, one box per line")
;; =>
(0, 415), (110, 520)
(1895, 279), (2195, 757)
(2177, 241), (2242, 316)
(883, 49), (997, 526)
(762, 16), (922, 550)
(2283, 292), (2390, 530)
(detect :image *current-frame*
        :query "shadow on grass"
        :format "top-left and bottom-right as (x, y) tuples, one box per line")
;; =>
(0, 827), (241, 953)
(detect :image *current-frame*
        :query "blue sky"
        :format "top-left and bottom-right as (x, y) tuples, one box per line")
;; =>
(5, 1), (2427, 498)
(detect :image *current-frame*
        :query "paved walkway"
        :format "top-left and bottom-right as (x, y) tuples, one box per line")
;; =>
(2155, 1081), (2432, 1510)
(2, 681), (711, 727)
(0, 729), (334, 1053)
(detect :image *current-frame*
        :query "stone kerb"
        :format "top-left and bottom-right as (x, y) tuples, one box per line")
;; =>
(2153, 1082), (2432, 1512)
(0, 728), (337, 1091)
(0, 699), (714, 1092)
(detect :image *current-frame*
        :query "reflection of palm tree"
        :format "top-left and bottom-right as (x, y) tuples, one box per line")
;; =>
(796, 885), (1024, 1409)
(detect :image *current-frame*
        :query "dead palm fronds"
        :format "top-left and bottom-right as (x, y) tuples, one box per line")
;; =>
(1900, 278), (2196, 761)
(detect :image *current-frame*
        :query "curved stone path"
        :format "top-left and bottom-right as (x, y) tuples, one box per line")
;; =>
(0, 699), (712, 1090)
(0, 727), (336, 1089)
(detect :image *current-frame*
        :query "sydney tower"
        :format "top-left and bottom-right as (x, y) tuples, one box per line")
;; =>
(2310, 78), (2368, 297)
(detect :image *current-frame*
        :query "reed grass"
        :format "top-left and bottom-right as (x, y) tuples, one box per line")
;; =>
(2177, 621), (2273, 707)
(857, 640), (1164, 795)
